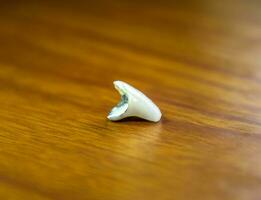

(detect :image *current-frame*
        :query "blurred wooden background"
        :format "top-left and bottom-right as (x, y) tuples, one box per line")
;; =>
(0, 0), (261, 199)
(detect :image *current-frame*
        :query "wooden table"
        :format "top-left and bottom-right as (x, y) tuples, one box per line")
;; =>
(1, 0), (261, 199)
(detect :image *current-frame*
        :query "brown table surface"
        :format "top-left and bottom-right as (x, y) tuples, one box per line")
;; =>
(1, 0), (261, 199)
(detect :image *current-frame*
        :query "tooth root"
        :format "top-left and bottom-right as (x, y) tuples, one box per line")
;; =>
(107, 81), (162, 122)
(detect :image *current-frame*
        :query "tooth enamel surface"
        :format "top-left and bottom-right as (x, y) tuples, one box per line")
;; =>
(107, 81), (162, 122)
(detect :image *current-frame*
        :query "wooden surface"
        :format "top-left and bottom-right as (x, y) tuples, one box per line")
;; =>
(1, 0), (261, 199)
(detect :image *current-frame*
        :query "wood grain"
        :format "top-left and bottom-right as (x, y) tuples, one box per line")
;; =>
(0, 0), (261, 199)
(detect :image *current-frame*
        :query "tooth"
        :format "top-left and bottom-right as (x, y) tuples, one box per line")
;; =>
(107, 81), (162, 122)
